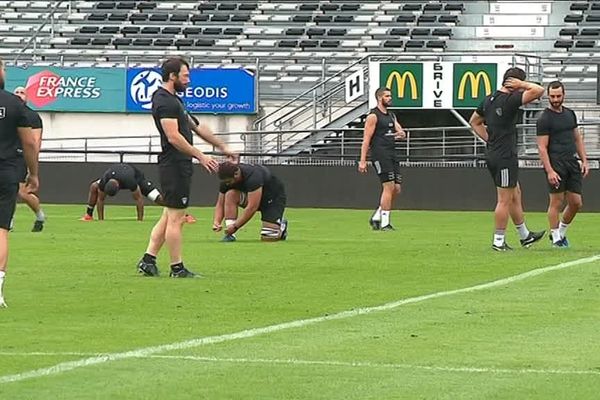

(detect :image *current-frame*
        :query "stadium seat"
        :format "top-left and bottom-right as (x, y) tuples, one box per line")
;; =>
(432, 28), (453, 37)
(137, 2), (156, 11)
(412, 28), (431, 37)
(149, 13), (169, 22)
(153, 38), (173, 47)
(96, 2), (116, 10)
(581, 28), (600, 36)
(129, 13), (148, 22)
(334, 15), (354, 23)
(203, 27), (222, 35)
(320, 39), (340, 48)
(174, 38), (194, 47)
(438, 15), (459, 24)
(191, 14), (209, 22)
(292, 15), (312, 23)
(108, 13), (128, 21)
(141, 26), (160, 35)
(211, 14), (230, 22)
(396, 15), (416, 23)
(390, 28), (410, 36)
(162, 27), (181, 35)
(278, 40), (298, 48)
(321, 3), (339, 11)
(197, 3), (217, 11)
(112, 37), (132, 46)
(300, 40), (319, 48)
(405, 40), (425, 48)
(238, 4), (258, 11)
(195, 38), (215, 46)
(424, 3), (443, 12)
(341, 4), (360, 11)
(286, 28), (305, 36)
(314, 15), (333, 23)
(554, 39), (574, 49)
(565, 14), (584, 23)
(91, 37), (111, 45)
(445, 3), (465, 11)
(307, 28), (326, 36)
(218, 3), (237, 11)
(575, 40), (595, 48)
(183, 27), (202, 35)
(427, 40), (447, 49)
(116, 1), (135, 10)
(170, 13), (188, 22)
(132, 38), (152, 46)
(418, 15), (438, 24)
(299, 4), (318, 11)
(586, 14), (600, 22)
(70, 37), (90, 46)
(328, 28), (347, 36)
(570, 2), (589, 11)
(403, 4), (422, 11)
(383, 39), (404, 48)
(592, 3), (600, 11)
(231, 14), (251, 22)
(79, 26), (99, 34)
(559, 28), (579, 36)
(99, 26), (118, 34)
(87, 12), (108, 21)
(121, 26), (140, 34)
(224, 28), (243, 36)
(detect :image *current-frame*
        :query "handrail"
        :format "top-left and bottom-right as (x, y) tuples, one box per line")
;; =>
(13, 0), (67, 65)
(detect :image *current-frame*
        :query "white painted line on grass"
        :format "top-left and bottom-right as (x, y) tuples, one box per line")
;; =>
(1, 254), (599, 384)
(148, 355), (600, 376)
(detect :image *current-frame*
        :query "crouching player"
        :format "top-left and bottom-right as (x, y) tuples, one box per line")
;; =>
(213, 162), (287, 241)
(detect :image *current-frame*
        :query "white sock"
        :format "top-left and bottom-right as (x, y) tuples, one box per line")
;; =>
(372, 207), (382, 222)
(559, 221), (569, 238)
(551, 229), (561, 243)
(0, 270), (5, 299)
(381, 210), (390, 227)
(35, 210), (45, 222)
(225, 219), (237, 237)
(515, 222), (530, 240)
(9, 217), (14, 230)
(493, 231), (505, 246)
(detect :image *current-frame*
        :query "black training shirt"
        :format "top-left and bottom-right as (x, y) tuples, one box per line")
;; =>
(476, 90), (524, 158)
(98, 163), (140, 191)
(369, 107), (396, 150)
(151, 87), (192, 164)
(17, 105), (43, 156)
(219, 164), (274, 194)
(0, 89), (31, 162)
(536, 107), (578, 159)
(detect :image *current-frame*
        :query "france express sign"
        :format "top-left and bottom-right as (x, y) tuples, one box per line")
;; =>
(379, 63), (423, 107)
(452, 63), (497, 108)
(6, 66), (126, 112)
(126, 68), (256, 114)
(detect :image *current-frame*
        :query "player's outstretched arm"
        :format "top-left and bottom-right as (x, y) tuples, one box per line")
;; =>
(132, 188), (144, 221)
(225, 189), (261, 235)
(212, 193), (225, 231)
(97, 190), (106, 220)
(188, 114), (237, 159)
(358, 114), (377, 174)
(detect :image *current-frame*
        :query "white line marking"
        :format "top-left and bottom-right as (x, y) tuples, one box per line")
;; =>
(4, 352), (598, 377)
(146, 355), (600, 376)
(1, 254), (599, 384)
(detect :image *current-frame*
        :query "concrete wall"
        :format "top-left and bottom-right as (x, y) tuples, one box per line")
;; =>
(37, 162), (600, 212)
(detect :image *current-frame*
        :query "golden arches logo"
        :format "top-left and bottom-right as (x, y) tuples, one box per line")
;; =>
(457, 71), (492, 100)
(386, 71), (418, 100)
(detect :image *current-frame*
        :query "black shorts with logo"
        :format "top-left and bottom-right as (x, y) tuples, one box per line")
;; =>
(158, 160), (193, 209)
(549, 157), (582, 194)
(371, 146), (402, 184)
(487, 155), (518, 188)
(259, 177), (287, 224)
(0, 163), (19, 230)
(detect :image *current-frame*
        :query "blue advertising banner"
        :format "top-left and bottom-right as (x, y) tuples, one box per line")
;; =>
(126, 67), (256, 114)
(5, 66), (126, 112)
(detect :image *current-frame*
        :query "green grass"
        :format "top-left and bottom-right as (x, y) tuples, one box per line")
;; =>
(1, 204), (600, 399)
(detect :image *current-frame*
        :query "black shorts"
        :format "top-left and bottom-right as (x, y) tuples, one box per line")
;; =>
(158, 161), (193, 209)
(371, 146), (402, 184)
(16, 157), (27, 183)
(0, 180), (19, 230)
(487, 156), (518, 188)
(549, 158), (582, 194)
(259, 177), (287, 224)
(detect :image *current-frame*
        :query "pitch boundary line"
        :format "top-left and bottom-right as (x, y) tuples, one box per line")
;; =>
(1, 254), (599, 384)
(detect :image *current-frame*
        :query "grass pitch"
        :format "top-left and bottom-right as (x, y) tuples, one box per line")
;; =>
(1, 205), (599, 399)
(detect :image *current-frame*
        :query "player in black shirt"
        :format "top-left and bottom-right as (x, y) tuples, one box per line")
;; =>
(81, 163), (162, 221)
(536, 81), (589, 247)
(213, 162), (287, 242)
(470, 67), (546, 251)
(0, 58), (40, 308)
(136, 57), (235, 278)
(358, 87), (406, 231)
(12, 87), (46, 232)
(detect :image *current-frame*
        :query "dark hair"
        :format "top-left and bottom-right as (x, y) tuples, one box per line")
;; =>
(503, 67), (526, 85)
(160, 57), (190, 82)
(104, 179), (120, 196)
(218, 161), (239, 180)
(375, 87), (391, 101)
(547, 80), (565, 93)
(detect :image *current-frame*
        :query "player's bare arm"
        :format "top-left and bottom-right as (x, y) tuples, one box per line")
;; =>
(17, 126), (39, 193)
(536, 134), (561, 187)
(394, 120), (406, 140)
(469, 112), (489, 143)
(574, 127), (589, 177)
(359, 113), (377, 174)
(161, 118), (218, 173)
(225, 188), (262, 235)
(132, 188), (144, 221)
(97, 190), (106, 220)
(505, 78), (544, 105)
(212, 193), (225, 231)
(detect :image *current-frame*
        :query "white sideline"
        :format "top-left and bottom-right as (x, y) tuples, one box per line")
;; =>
(148, 355), (600, 376)
(1, 254), (599, 384)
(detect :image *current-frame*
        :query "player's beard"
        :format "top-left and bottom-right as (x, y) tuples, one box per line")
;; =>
(550, 100), (563, 109)
(174, 78), (187, 92)
(383, 99), (392, 108)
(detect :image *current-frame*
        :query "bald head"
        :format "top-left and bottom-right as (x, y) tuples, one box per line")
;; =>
(13, 86), (27, 103)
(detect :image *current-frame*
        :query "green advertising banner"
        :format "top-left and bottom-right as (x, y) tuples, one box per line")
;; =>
(379, 63), (423, 108)
(452, 63), (498, 108)
(5, 66), (126, 112)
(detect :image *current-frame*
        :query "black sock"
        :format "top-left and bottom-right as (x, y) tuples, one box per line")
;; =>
(143, 253), (156, 264)
(86, 206), (94, 217)
(170, 262), (184, 271)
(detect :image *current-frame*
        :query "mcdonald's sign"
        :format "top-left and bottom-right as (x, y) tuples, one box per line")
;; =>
(380, 63), (423, 107)
(453, 63), (497, 108)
